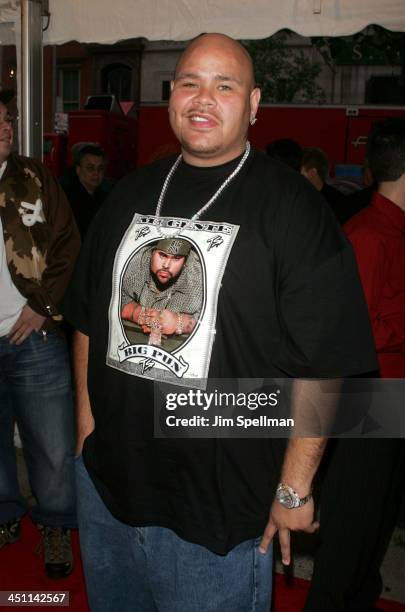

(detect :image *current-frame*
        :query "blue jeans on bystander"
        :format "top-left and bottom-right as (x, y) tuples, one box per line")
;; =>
(0, 331), (76, 528)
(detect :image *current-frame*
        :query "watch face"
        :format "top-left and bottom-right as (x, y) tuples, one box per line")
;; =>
(278, 489), (294, 508)
(277, 485), (298, 509)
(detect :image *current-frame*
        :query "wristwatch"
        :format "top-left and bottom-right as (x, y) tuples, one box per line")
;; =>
(276, 482), (312, 509)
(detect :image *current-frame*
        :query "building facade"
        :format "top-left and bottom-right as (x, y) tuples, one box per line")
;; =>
(0, 29), (403, 132)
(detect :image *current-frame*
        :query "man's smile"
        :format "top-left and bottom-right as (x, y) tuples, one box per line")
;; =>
(186, 113), (219, 129)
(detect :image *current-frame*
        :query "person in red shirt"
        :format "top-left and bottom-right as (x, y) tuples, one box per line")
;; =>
(345, 122), (405, 377)
(305, 118), (405, 612)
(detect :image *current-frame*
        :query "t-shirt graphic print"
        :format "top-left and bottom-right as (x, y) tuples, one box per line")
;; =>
(107, 213), (239, 387)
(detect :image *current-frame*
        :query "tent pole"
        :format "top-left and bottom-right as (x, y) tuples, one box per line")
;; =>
(20, 0), (43, 160)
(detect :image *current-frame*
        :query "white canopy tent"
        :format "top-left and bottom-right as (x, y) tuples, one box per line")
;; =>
(1, 0), (405, 158)
(1, 0), (405, 43)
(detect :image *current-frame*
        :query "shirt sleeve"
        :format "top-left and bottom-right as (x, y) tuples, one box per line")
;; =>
(36, 162), (81, 316)
(274, 183), (378, 378)
(347, 227), (404, 353)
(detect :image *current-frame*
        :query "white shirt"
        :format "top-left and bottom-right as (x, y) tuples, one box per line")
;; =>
(0, 161), (27, 336)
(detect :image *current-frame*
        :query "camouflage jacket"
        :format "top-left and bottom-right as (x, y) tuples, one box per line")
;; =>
(0, 153), (81, 330)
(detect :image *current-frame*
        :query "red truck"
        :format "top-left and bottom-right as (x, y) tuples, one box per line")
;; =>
(44, 103), (405, 184)
(135, 103), (405, 176)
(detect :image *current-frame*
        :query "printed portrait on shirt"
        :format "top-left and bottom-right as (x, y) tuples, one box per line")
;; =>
(120, 238), (203, 353)
(107, 213), (239, 388)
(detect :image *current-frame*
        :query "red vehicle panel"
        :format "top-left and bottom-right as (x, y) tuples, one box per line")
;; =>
(43, 105), (405, 183)
(346, 107), (405, 165)
(135, 104), (405, 177)
(43, 132), (67, 178)
(67, 110), (137, 179)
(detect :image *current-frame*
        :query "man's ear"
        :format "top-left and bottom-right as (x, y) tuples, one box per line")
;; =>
(250, 87), (261, 120)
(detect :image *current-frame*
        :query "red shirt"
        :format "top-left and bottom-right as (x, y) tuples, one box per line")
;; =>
(344, 192), (405, 377)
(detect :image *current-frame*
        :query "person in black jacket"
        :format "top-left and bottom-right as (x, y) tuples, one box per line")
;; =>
(61, 144), (111, 238)
(301, 147), (349, 224)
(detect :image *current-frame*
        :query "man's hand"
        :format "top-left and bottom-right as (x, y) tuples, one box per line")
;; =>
(262, 385), (332, 566)
(121, 301), (140, 323)
(142, 309), (196, 336)
(8, 305), (46, 345)
(260, 497), (319, 565)
(72, 331), (94, 457)
(140, 309), (177, 335)
(75, 409), (95, 456)
(157, 309), (178, 335)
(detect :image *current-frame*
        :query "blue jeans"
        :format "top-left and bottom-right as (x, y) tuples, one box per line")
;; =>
(0, 331), (76, 527)
(75, 455), (273, 612)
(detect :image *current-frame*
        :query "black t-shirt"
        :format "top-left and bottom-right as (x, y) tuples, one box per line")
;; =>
(62, 148), (377, 554)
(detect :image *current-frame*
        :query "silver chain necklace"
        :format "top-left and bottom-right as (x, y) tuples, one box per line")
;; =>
(153, 141), (251, 238)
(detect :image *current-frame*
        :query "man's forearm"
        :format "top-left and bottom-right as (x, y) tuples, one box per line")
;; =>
(280, 437), (327, 495)
(259, 379), (336, 560)
(281, 378), (341, 491)
(72, 330), (94, 455)
(121, 300), (142, 323)
(293, 377), (341, 435)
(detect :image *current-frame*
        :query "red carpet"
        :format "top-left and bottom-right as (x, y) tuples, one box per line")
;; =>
(0, 518), (89, 611)
(0, 517), (404, 611)
(273, 574), (405, 612)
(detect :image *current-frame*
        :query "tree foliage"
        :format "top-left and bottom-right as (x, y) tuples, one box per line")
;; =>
(312, 26), (405, 80)
(244, 31), (326, 104)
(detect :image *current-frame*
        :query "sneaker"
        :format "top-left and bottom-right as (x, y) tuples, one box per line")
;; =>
(38, 526), (73, 579)
(0, 518), (21, 548)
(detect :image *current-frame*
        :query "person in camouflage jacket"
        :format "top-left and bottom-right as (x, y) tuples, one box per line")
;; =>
(0, 90), (81, 579)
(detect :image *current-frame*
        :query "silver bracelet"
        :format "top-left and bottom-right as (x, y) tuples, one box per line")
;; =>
(176, 313), (184, 335)
(137, 306), (146, 325)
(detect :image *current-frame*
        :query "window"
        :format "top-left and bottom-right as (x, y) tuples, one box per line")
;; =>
(102, 64), (132, 101)
(365, 75), (405, 104)
(162, 80), (171, 101)
(58, 68), (80, 112)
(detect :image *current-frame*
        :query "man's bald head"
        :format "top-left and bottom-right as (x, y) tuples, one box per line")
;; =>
(169, 32), (260, 166)
(175, 33), (256, 91)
